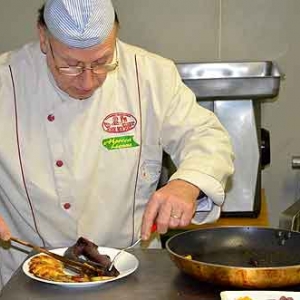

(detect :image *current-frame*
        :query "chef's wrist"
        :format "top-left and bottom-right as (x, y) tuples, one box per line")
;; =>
(173, 179), (201, 200)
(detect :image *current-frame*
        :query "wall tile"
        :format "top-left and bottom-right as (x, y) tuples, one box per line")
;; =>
(0, 0), (44, 54)
(112, 0), (220, 62)
(221, 0), (291, 60)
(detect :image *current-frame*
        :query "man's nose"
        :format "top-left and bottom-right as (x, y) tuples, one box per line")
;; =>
(80, 69), (95, 90)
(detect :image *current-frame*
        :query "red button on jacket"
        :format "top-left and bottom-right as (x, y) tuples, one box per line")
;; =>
(56, 160), (64, 167)
(47, 114), (55, 122)
(63, 203), (71, 210)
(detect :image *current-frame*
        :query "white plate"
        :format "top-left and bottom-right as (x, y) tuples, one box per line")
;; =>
(22, 247), (139, 287)
(221, 290), (300, 300)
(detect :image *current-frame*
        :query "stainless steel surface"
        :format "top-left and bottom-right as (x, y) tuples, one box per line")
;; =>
(279, 199), (300, 231)
(278, 156), (300, 231)
(174, 61), (283, 215)
(292, 156), (300, 169)
(176, 61), (282, 100)
(1, 249), (300, 299)
(214, 100), (260, 213)
(0, 249), (226, 300)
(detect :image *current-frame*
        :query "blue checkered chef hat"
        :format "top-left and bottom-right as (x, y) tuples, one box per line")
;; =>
(44, 0), (115, 48)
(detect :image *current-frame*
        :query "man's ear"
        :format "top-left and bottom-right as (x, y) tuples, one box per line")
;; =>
(37, 24), (47, 54)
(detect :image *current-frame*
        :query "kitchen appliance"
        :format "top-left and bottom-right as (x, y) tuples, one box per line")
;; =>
(279, 156), (300, 230)
(163, 61), (283, 217)
(166, 226), (300, 288)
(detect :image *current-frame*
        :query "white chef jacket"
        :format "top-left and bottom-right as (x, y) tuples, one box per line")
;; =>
(0, 40), (234, 288)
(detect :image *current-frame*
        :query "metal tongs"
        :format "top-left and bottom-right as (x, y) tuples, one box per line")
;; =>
(10, 236), (102, 276)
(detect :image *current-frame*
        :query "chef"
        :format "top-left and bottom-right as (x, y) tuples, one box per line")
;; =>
(0, 0), (234, 289)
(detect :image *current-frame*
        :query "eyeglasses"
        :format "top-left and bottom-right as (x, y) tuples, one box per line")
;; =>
(48, 40), (119, 76)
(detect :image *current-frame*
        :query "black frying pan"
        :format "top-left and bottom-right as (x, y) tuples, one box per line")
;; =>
(165, 226), (300, 288)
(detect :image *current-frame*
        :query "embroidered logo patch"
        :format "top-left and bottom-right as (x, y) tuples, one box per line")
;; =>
(102, 136), (139, 150)
(102, 113), (137, 133)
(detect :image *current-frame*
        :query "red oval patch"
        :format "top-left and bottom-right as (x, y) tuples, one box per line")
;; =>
(102, 113), (137, 133)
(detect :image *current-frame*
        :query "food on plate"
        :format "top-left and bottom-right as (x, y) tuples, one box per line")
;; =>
(64, 237), (119, 277)
(236, 296), (294, 300)
(29, 255), (89, 282)
(28, 237), (120, 283)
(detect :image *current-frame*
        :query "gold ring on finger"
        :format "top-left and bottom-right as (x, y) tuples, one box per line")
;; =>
(171, 214), (180, 219)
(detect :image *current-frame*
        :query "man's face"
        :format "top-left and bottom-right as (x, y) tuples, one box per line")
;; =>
(39, 25), (118, 100)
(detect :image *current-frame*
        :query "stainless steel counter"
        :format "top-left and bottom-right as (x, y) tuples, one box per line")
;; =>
(1, 249), (300, 300)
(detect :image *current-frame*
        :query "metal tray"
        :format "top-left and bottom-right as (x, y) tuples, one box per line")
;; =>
(176, 61), (283, 100)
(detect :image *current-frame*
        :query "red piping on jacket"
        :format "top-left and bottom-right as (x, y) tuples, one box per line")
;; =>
(9, 65), (46, 247)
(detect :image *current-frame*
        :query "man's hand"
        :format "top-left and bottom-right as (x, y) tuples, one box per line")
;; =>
(141, 179), (200, 240)
(0, 216), (11, 241)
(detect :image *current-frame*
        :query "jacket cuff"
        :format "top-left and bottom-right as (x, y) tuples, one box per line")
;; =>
(169, 171), (225, 206)
(191, 198), (221, 225)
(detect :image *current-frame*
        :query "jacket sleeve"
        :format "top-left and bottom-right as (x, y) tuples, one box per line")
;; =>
(0, 51), (11, 66)
(161, 63), (235, 224)
(0, 51), (11, 93)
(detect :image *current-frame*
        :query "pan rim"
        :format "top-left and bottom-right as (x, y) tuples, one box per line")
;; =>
(165, 226), (300, 270)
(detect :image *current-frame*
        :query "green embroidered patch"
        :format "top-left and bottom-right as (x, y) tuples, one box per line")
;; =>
(102, 135), (139, 150)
